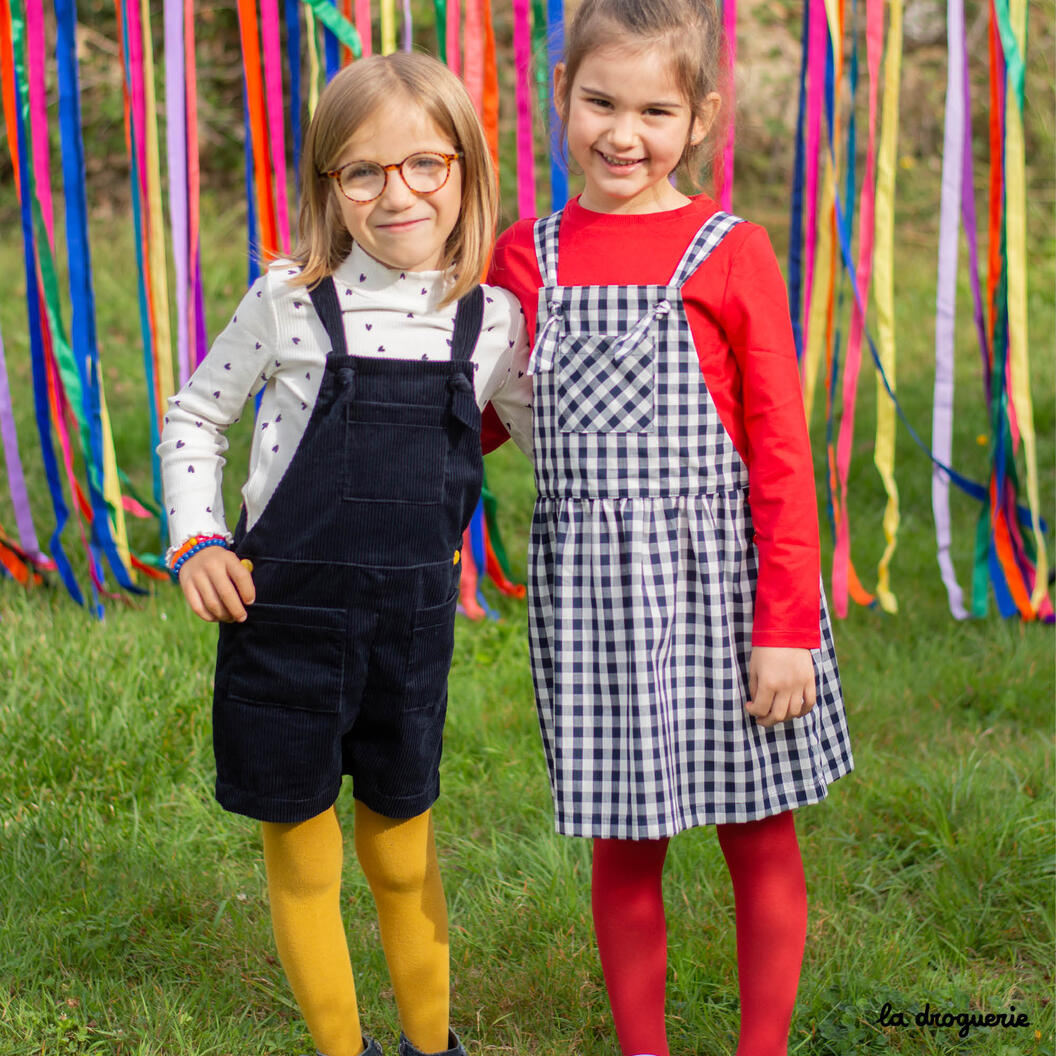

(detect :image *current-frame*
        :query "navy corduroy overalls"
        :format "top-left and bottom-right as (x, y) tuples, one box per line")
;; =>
(212, 277), (484, 824)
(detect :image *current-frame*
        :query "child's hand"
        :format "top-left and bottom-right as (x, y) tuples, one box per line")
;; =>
(178, 547), (255, 623)
(746, 646), (816, 727)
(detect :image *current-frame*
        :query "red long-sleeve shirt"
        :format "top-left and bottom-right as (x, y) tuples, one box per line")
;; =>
(487, 193), (822, 648)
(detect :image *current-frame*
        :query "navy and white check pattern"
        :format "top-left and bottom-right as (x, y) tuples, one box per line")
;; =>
(527, 209), (853, 839)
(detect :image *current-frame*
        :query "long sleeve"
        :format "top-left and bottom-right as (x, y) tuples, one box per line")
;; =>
(714, 227), (821, 647)
(158, 276), (274, 552)
(483, 220), (544, 453)
(477, 288), (534, 459)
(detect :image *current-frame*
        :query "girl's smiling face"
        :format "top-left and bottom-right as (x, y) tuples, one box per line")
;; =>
(332, 96), (463, 273)
(557, 42), (718, 215)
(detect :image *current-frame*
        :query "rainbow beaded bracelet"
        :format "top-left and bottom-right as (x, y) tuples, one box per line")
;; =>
(168, 534), (230, 578)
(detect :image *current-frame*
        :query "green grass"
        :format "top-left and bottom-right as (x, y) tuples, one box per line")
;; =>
(0, 149), (1054, 1056)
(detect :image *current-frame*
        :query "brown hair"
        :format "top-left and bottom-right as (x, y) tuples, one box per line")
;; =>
(556, 0), (728, 189)
(289, 52), (497, 305)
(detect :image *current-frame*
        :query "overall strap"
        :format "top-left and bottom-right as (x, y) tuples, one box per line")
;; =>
(450, 285), (485, 361)
(533, 210), (563, 287)
(667, 211), (745, 288)
(307, 276), (348, 355)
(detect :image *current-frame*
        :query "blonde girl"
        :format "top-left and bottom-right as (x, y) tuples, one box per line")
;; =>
(160, 53), (530, 1056)
(487, 0), (853, 1053)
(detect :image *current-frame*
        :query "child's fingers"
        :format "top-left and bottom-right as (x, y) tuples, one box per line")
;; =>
(787, 687), (816, 719)
(180, 579), (213, 623)
(745, 687), (773, 721)
(211, 571), (249, 622)
(755, 691), (788, 727)
(232, 558), (256, 607)
(190, 573), (231, 622)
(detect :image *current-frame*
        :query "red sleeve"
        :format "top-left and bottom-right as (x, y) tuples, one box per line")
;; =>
(717, 227), (821, 648)
(480, 404), (509, 454)
(482, 220), (543, 453)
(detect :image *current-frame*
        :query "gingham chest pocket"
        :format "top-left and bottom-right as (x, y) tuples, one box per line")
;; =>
(553, 298), (671, 434)
(555, 331), (656, 433)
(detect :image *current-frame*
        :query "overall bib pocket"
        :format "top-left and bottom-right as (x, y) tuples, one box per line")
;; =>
(344, 401), (448, 504)
(225, 603), (346, 712)
(556, 333), (656, 433)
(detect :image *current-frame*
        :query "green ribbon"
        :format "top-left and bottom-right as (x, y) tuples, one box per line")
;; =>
(302, 0), (363, 58)
(433, 0), (447, 62)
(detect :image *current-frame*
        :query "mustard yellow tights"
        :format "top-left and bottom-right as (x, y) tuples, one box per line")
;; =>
(261, 801), (450, 1056)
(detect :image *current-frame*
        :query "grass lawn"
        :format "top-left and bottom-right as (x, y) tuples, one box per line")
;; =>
(0, 150), (1053, 1055)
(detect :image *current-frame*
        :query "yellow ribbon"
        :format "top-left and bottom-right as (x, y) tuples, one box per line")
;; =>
(1003, 0), (1046, 609)
(802, 149), (835, 423)
(305, 5), (320, 117)
(381, 0), (396, 53)
(100, 381), (134, 578)
(871, 0), (903, 614)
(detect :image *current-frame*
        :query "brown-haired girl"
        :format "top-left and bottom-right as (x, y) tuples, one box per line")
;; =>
(487, 0), (853, 1052)
(159, 52), (530, 1056)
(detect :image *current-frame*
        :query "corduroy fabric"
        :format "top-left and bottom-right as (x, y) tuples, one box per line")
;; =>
(213, 281), (484, 823)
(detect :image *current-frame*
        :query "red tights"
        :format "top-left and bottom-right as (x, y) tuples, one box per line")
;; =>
(591, 811), (807, 1056)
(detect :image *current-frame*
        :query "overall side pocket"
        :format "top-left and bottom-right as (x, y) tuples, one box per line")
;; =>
(225, 603), (346, 713)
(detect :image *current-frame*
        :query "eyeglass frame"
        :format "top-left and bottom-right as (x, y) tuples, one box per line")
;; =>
(321, 151), (464, 204)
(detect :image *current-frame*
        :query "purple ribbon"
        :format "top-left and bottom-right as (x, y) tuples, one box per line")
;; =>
(931, 0), (968, 618)
(0, 323), (47, 564)
(165, 0), (191, 386)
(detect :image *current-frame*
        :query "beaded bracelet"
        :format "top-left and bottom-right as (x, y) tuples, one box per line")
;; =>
(166, 531), (227, 567)
(169, 534), (230, 578)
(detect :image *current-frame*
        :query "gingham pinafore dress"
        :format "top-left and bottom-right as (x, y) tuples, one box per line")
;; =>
(526, 209), (853, 840)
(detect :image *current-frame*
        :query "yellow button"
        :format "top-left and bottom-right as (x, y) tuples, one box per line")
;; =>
(240, 558), (254, 573)
(453, 550), (461, 565)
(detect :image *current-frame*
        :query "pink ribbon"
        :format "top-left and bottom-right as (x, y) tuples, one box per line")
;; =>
(126, 0), (149, 204)
(356, 0), (373, 56)
(463, 0), (484, 113)
(447, 0), (461, 75)
(25, 0), (53, 245)
(719, 0), (736, 209)
(801, 0), (826, 356)
(512, 0), (536, 217)
(261, 0), (290, 253)
(831, 0), (882, 616)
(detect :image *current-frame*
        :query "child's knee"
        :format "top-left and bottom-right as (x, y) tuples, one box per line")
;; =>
(353, 803), (435, 897)
(262, 810), (344, 898)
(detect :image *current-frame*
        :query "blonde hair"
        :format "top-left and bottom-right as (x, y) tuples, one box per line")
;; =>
(290, 52), (497, 305)
(557, 0), (728, 189)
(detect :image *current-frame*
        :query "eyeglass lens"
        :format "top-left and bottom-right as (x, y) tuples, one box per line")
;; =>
(339, 153), (452, 201)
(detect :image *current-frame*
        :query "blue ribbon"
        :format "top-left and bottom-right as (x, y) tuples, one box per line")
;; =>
(843, 0), (858, 248)
(547, 0), (568, 210)
(286, 0), (303, 190)
(56, 0), (143, 598)
(468, 500), (499, 619)
(324, 0), (340, 81)
(243, 80), (261, 286)
(787, 0), (809, 360)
